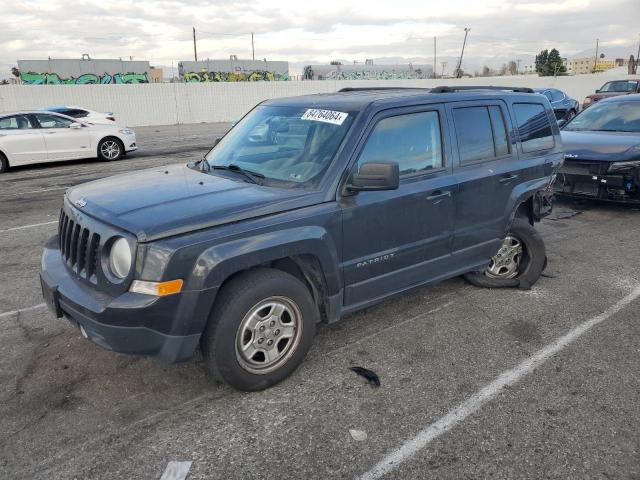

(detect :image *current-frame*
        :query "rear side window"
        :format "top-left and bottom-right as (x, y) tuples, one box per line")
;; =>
(358, 111), (443, 175)
(453, 106), (511, 165)
(0, 115), (34, 130)
(64, 109), (89, 118)
(513, 103), (554, 152)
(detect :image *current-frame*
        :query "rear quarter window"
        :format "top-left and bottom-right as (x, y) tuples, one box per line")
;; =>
(513, 103), (554, 153)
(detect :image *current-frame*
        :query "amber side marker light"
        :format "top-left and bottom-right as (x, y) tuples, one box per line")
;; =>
(130, 279), (184, 296)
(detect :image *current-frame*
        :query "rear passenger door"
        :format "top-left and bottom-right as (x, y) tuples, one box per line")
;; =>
(447, 101), (522, 268)
(0, 114), (48, 165)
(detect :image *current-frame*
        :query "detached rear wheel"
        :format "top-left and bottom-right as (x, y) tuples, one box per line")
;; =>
(97, 137), (124, 161)
(201, 268), (317, 391)
(464, 218), (546, 289)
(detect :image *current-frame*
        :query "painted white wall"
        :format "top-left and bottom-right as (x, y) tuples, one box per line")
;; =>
(1, 73), (638, 127)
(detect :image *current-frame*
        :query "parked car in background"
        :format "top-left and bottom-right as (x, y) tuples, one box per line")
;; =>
(533, 88), (579, 121)
(555, 94), (640, 203)
(0, 111), (137, 173)
(582, 80), (640, 109)
(41, 106), (117, 124)
(41, 86), (562, 391)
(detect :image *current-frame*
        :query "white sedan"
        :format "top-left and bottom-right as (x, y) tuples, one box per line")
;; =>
(0, 111), (137, 173)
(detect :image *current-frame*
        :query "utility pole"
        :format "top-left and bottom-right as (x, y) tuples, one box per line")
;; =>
(593, 38), (599, 73)
(441, 61), (447, 78)
(516, 59), (521, 75)
(456, 27), (470, 78)
(635, 34), (640, 74)
(433, 36), (437, 79)
(252, 32), (255, 61)
(193, 27), (198, 62)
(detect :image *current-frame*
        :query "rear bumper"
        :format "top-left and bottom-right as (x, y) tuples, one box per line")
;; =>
(40, 235), (213, 363)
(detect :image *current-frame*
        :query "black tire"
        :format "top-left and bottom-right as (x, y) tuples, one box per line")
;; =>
(464, 218), (546, 289)
(97, 137), (124, 161)
(201, 268), (317, 391)
(0, 153), (8, 173)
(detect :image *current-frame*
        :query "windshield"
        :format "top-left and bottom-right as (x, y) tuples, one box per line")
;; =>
(205, 105), (355, 188)
(564, 101), (640, 133)
(599, 81), (639, 93)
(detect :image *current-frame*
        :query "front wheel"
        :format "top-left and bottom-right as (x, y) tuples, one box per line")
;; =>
(201, 268), (317, 391)
(97, 137), (124, 161)
(0, 153), (8, 173)
(464, 218), (546, 289)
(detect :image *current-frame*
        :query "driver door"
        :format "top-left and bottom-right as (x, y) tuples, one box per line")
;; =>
(33, 113), (91, 161)
(340, 105), (456, 308)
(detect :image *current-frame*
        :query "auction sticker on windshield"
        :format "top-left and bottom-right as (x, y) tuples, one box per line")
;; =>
(301, 109), (349, 125)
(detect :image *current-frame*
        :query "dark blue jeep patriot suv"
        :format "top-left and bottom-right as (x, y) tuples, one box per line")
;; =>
(41, 86), (562, 390)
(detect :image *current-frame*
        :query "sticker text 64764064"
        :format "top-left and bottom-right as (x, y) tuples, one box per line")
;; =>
(301, 109), (349, 125)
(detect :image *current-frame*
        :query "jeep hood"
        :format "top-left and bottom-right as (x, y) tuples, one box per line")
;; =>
(66, 164), (321, 241)
(560, 131), (640, 162)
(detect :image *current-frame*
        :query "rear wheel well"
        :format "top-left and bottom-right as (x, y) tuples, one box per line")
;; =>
(515, 197), (534, 225)
(0, 150), (8, 172)
(213, 255), (329, 323)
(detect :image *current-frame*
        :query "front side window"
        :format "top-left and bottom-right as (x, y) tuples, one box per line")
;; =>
(205, 105), (355, 188)
(35, 113), (74, 129)
(513, 103), (554, 153)
(357, 111), (443, 175)
(453, 106), (510, 164)
(0, 115), (34, 130)
(564, 100), (640, 133)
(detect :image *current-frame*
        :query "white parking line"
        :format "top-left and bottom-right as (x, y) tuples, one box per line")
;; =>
(0, 186), (67, 198)
(357, 285), (640, 480)
(0, 220), (58, 233)
(0, 303), (46, 320)
(159, 461), (192, 480)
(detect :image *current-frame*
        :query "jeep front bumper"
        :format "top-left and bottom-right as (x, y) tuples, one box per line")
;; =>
(40, 235), (213, 363)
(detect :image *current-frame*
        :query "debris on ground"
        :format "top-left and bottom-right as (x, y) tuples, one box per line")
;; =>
(349, 366), (381, 387)
(547, 210), (582, 221)
(349, 429), (368, 441)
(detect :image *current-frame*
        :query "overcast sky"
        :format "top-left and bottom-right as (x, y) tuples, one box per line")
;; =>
(2, 0), (639, 73)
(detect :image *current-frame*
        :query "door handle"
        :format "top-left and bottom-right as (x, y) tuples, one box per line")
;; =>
(499, 174), (519, 184)
(426, 190), (451, 203)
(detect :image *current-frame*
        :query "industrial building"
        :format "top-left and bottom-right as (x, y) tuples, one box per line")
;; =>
(17, 56), (150, 84)
(178, 58), (289, 82)
(303, 62), (434, 80)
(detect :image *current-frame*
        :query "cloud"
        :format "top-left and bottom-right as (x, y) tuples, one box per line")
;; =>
(0, 0), (638, 71)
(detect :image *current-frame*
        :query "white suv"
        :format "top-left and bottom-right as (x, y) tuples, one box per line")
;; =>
(0, 111), (137, 173)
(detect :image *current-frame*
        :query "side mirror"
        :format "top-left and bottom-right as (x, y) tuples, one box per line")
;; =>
(595, 89), (601, 93)
(347, 162), (399, 192)
(69, 122), (82, 129)
(213, 137), (221, 147)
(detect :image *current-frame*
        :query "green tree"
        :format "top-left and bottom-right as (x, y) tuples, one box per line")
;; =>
(535, 48), (567, 76)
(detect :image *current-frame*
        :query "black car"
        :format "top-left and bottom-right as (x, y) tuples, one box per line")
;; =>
(533, 88), (580, 121)
(555, 94), (640, 203)
(40, 86), (562, 391)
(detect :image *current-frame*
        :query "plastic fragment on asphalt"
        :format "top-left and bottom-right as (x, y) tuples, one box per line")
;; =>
(350, 366), (381, 387)
(160, 461), (192, 480)
(350, 429), (368, 441)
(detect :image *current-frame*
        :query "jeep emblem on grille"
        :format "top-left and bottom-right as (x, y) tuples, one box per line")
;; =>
(74, 198), (87, 208)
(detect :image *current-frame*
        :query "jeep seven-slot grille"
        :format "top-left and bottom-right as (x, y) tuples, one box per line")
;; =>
(58, 209), (100, 281)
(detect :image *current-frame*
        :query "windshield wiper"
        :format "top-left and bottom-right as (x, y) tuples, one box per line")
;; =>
(212, 164), (265, 185)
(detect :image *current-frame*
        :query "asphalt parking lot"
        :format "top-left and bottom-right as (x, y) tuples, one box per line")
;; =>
(1, 124), (639, 479)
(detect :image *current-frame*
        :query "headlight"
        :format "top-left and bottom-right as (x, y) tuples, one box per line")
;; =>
(583, 97), (592, 105)
(109, 237), (132, 279)
(119, 128), (134, 135)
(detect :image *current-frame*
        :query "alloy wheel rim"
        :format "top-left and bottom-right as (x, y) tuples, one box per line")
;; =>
(101, 140), (120, 159)
(235, 296), (303, 374)
(485, 235), (523, 279)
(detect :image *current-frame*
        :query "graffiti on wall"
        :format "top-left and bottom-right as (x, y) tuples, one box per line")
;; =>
(183, 70), (289, 82)
(20, 71), (149, 85)
(303, 66), (429, 81)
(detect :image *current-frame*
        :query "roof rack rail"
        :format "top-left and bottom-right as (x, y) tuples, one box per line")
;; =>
(430, 85), (535, 94)
(338, 87), (429, 92)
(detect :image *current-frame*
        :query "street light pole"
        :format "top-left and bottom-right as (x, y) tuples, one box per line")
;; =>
(456, 27), (470, 78)
(252, 32), (255, 61)
(593, 38), (599, 73)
